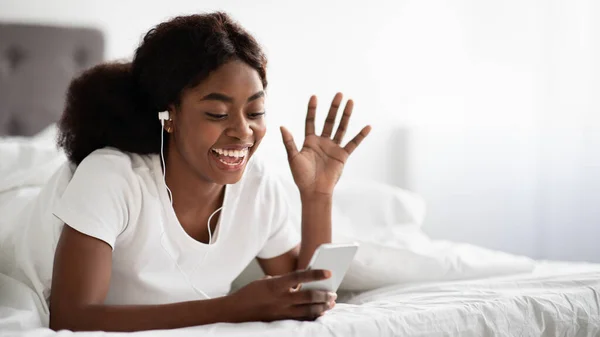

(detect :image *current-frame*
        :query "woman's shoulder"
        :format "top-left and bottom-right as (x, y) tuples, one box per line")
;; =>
(59, 148), (149, 214)
(75, 147), (153, 177)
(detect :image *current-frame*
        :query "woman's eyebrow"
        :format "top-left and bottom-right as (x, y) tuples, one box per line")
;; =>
(200, 93), (234, 103)
(199, 90), (264, 103)
(246, 91), (265, 102)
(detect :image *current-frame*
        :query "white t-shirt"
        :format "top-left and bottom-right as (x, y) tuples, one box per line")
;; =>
(8, 147), (300, 315)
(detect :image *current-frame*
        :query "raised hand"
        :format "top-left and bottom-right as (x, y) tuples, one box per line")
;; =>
(280, 93), (371, 196)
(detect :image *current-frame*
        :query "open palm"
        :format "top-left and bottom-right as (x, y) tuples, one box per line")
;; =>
(280, 93), (371, 196)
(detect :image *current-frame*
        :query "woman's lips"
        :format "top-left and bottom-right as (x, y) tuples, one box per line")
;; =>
(210, 149), (247, 171)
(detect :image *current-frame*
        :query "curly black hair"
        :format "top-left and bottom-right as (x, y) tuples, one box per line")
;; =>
(58, 12), (268, 165)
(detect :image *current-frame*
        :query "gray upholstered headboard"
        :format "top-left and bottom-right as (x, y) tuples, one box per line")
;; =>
(0, 23), (104, 136)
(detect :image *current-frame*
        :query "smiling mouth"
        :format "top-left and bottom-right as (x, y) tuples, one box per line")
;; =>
(210, 147), (250, 166)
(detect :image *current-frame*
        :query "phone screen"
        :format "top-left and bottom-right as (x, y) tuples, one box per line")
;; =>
(303, 243), (359, 292)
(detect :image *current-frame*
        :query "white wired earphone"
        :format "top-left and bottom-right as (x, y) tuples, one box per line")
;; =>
(158, 111), (223, 245)
(158, 111), (173, 203)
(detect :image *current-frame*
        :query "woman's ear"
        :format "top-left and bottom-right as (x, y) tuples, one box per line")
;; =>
(167, 104), (177, 121)
(165, 104), (177, 133)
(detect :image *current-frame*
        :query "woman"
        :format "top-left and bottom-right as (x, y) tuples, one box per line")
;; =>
(12, 12), (370, 331)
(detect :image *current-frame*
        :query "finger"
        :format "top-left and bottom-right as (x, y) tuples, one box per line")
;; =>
(290, 303), (332, 320)
(332, 99), (353, 145)
(344, 125), (372, 155)
(276, 269), (331, 291)
(321, 92), (343, 138)
(290, 290), (337, 305)
(305, 95), (317, 137)
(280, 126), (299, 160)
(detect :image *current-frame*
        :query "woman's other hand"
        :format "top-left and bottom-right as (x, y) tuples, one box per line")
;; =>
(229, 269), (337, 322)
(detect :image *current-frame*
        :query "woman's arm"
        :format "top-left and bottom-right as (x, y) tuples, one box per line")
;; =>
(50, 225), (238, 331)
(51, 225), (334, 332)
(259, 93), (369, 276)
(297, 193), (332, 269)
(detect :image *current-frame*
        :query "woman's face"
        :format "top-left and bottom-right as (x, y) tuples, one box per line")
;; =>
(169, 60), (266, 185)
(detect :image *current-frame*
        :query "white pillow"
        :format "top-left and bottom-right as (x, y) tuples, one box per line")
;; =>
(0, 124), (65, 192)
(334, 181), (426, 228)
(339, 226), (535, 291)
(329, 183), (534, 291)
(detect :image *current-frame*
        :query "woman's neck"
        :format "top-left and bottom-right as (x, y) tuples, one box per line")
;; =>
(163, 147), (224, 217)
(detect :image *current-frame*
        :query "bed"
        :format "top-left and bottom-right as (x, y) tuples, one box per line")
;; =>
(1, 23), (600, 337)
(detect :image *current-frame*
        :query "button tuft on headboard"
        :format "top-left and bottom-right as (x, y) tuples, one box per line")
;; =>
(6, 46), (27, 70)
(7, 116), (21, 136)
(74, 48), (89, 68)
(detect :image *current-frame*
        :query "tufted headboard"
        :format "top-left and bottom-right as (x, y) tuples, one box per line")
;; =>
(0, 23), (104, 136)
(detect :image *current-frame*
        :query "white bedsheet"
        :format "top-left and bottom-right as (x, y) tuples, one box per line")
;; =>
(2, 261), (599, 337)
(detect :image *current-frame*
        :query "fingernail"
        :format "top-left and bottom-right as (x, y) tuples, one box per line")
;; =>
(329, 292), (337, 300)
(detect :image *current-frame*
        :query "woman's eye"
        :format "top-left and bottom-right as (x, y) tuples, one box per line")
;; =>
(206, 113), (227, 120)
(248, 112), (266, 119)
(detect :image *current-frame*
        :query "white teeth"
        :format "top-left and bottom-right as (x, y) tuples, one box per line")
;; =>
(218, 157), (243, 166)
(212, 147), (249, 158)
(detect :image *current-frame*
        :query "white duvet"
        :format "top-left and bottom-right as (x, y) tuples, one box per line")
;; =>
(2, 126), (597, 336)
(2, 262), (599, 337)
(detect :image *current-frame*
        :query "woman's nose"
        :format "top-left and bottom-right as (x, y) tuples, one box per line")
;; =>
(227, 116), (253, 140)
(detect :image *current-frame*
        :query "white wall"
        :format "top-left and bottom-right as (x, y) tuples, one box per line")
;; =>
(1, 0), (598, 261)
(536, 0), (600, 262)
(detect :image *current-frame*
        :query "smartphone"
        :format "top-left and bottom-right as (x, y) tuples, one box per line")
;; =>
(301, 243), (359, 292)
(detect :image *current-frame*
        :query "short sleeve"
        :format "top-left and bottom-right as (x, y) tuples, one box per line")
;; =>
(256, 176), (301, 259)
(52, 149), (136, 249)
